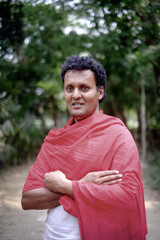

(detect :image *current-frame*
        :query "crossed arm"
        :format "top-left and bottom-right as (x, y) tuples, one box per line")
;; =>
(21, 170), (122, 210)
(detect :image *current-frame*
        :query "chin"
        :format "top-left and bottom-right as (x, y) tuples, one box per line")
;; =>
(74, 113), (93, 122)
(70, 109), (84, 117)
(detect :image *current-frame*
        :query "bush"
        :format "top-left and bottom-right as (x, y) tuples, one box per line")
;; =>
(148, 151), (160, 191)
(0, 98), (48, 168)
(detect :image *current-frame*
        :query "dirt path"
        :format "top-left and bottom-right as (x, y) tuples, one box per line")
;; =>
(0, 162), (160, 240)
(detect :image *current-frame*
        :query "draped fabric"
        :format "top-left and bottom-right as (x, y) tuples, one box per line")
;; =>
(23, 110), (147, 240)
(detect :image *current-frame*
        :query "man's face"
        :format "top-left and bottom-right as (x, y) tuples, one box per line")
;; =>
(64, 70), (104, 122)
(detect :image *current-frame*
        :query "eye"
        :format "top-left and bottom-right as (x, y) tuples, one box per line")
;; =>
(81, 85), (89, 91)
(66, 86), (73, 92)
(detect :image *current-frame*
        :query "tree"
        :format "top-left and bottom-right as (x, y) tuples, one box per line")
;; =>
(0, 0), (90, 166)
(1, 0), (160, 166)
(0, 0), (24, 57)
(59, 0), (160, 153)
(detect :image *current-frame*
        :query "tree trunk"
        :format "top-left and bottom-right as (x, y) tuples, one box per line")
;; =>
(109, 97), (126, 125)
(153, 62), (160, 115)
(138, 0), (160, 115)
(53, 110), (61, 128)
(140, 74), (147, 162)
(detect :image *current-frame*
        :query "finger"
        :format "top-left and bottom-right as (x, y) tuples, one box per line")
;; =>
(94, 174), (122, 184)
(103, 178), (122, 185)
(44, 173), (49, 179)
(105, 170), (119, 175)
(95, 170), (120, 178)
(101, 174), (122, 182)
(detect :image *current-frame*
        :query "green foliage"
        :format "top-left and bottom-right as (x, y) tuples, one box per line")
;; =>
(149, 152), (160, 191)
(0, 0), (160, 168)
(0, 0), (24, 56)
(0, 1), (87, 167)
(0, 97), (48, 167)
(37, 80), (67, 112)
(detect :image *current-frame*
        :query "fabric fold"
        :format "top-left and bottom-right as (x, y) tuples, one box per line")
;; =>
(22, 110), (147, 240)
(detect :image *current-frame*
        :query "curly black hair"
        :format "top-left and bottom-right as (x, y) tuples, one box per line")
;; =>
(61, 55), (107, 103)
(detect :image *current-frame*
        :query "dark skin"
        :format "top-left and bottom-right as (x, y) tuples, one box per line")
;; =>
(21, 188), (62, 210)
(21, 170), (122, 210)
(21, 70), (123, 210)
(44, 170), (122, 195)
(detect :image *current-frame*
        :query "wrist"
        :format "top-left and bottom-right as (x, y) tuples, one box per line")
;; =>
(62, 179), (73, 195)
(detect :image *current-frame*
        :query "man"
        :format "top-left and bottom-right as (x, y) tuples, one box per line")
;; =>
(21, 55), (147, 240)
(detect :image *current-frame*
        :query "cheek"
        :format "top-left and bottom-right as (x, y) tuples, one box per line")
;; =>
(84, 92), (99, 103)
(64, 94), (70, 103)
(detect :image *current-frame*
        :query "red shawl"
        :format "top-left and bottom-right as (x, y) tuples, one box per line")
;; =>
(23, 110), (147, 240)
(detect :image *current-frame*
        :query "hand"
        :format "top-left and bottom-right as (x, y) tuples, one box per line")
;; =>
(79, 170), (122, 185)
(44, 171), (72, 194)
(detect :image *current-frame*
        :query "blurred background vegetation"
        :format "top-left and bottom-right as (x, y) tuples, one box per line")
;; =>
(0, 0), (160, 188)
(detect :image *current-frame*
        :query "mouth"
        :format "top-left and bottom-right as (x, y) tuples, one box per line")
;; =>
(72, 102), (84, 107)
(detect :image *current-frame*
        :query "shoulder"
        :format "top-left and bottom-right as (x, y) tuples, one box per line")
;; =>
(44, 127), (64, 143)
(44, 117), (73, 143)
(101, 113), (127, 133)
(102, 113), (136, 145)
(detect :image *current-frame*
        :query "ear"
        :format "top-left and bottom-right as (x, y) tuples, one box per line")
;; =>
(98, 86), (104, 101)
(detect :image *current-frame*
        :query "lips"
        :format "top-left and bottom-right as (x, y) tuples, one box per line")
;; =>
(72, 102), (84, 107)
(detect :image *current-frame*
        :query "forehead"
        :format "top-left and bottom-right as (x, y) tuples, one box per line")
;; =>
(64, 70), (95, 84)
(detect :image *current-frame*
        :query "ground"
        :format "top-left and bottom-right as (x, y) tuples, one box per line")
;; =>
(0, 162), (160, 240)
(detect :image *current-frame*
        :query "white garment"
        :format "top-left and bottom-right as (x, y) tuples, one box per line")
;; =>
(43, 205), (81, 240)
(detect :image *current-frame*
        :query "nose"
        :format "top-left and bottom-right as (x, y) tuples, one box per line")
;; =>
(72, 88), (81, 99)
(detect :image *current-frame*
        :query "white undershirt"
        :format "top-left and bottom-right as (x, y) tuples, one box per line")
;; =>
(43, 205), (81, 240)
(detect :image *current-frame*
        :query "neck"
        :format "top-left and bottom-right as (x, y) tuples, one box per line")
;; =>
(73, 108), (100, 124)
